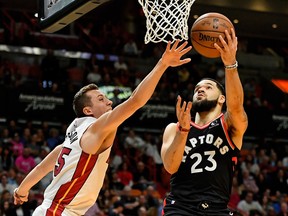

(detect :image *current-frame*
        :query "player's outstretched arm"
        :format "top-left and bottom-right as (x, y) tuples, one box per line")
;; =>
(214, 28), (248, 149)
(88, 40), (192, 135)
(14, 144), (63, 205)
(103, 40), (191, 127)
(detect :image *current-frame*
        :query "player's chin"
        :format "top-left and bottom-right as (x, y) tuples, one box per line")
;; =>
(196, 96), (205, 100)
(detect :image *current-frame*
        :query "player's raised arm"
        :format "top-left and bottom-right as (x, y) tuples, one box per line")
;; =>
(214, 28), (248, 149)
(102, 40), (192, 129)
(82, 40), (192, 154)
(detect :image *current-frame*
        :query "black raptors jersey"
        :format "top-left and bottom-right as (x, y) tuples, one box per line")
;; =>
(168, 113), (239, 205)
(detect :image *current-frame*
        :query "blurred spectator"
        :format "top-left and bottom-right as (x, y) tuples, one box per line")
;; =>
(110, 89), (123, 106)
(6, 168), (18, 189)
(0, 128), (11, 146)
(108, 195), (125, 216)
(143, 133), (162, 165)
(14, 147), (36, 174)
(86, 64), (102, 85)
(109, 171), (125, 192)
(271, 169), (288, 195)
(35, 128), (47, 146)
(114, 56), (128, 72)
(26, 134), (41, 157)
(109, 150), (123, 171)
(237, 191), (266, 216)
(0, 174), (16, 194)
(46, 128), (61, 150)
(256, 172), (273, 197)
(228, 176), (242, 211)
(241, 169), (259, 194)
(7, 120), (21, 137)
(138, 205), (148, 216)
(277, 201), (288, 216)
(20, 127), (32, 146)
(123, 37), (139, 56)
(144, 185), (160, 216)
(282, 156), (288, 169)
(241, 153), (260, 177)
(116, 162), (134, 187)
(132, 161), (152, 191)
(124, 129), (145, 152)
(0, 190), (18, 216)
(10, 132), (24, 158)
(261, 195), (276, 215)
(1, 146), (14, 172)
(121, 186), (140, 216)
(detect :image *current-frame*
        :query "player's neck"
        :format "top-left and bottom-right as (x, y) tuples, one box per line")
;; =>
(194, 110), (222, 126)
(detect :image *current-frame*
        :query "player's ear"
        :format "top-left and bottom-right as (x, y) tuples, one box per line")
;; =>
(83, 107), (92, 115)
(219, 95), (225, 104)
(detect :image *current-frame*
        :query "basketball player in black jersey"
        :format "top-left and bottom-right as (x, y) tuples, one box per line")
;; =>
(161, 28), (248, 216)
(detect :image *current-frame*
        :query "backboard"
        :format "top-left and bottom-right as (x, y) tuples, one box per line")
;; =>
(39, 0), (110, 33)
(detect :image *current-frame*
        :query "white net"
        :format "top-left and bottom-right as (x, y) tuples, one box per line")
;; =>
(138, 0), (196, 44)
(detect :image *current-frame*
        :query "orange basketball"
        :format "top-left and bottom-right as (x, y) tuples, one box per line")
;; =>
(190, 12), (234, 58)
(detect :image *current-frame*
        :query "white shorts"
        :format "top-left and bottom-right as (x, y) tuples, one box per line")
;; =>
(32, 203), (80, 216)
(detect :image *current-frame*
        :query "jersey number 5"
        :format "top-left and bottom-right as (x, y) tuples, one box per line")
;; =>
(54, 147), (72, 177)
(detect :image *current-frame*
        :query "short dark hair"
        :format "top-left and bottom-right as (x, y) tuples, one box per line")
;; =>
(200, 78), (225, 95)
(73, 84), (99, 117)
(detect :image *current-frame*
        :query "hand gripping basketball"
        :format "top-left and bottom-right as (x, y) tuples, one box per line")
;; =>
(190, 12), (234, 58)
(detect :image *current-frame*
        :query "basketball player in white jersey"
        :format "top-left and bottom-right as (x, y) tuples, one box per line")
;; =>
(13, 40), (192, 216)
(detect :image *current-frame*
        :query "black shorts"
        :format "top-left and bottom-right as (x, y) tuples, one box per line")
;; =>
(162, 198), (234, 216)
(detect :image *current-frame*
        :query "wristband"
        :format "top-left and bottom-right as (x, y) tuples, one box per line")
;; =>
(224, 61), (238, 70)
(177, 124), (190, 133)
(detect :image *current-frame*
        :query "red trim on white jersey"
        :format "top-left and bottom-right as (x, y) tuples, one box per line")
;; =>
(46, 152), (98, 216)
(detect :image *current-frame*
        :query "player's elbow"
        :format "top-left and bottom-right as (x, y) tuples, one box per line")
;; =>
(127, 94), (145, 110)
(163, 163), (178, 175)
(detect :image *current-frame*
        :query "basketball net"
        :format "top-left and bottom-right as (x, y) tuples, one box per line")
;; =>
(138, 0), (196, 44)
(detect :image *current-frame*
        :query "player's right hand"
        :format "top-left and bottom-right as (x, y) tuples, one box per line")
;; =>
(176, 95), (192, 130)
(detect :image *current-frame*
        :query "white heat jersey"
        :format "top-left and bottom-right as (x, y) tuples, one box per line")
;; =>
(34, 117), (111, 216)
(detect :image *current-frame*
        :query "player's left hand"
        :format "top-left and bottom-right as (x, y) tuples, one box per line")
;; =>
(13, 188), (28, 205)
(214, 28), (237, 66)
(176, 95), (192, 130)
(161, 39), (192, 68)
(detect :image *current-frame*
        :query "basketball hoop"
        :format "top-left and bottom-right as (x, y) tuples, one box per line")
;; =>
(138, 0), (196, 44)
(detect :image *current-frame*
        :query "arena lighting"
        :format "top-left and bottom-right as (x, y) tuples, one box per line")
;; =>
(271, 79), (288, 94)
(0, 44), (118, 61)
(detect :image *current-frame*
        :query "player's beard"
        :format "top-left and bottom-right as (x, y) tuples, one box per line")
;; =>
(192, 98), (218, 112)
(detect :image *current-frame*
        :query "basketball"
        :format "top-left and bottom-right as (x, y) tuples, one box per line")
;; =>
(190, 12), (234, 58)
